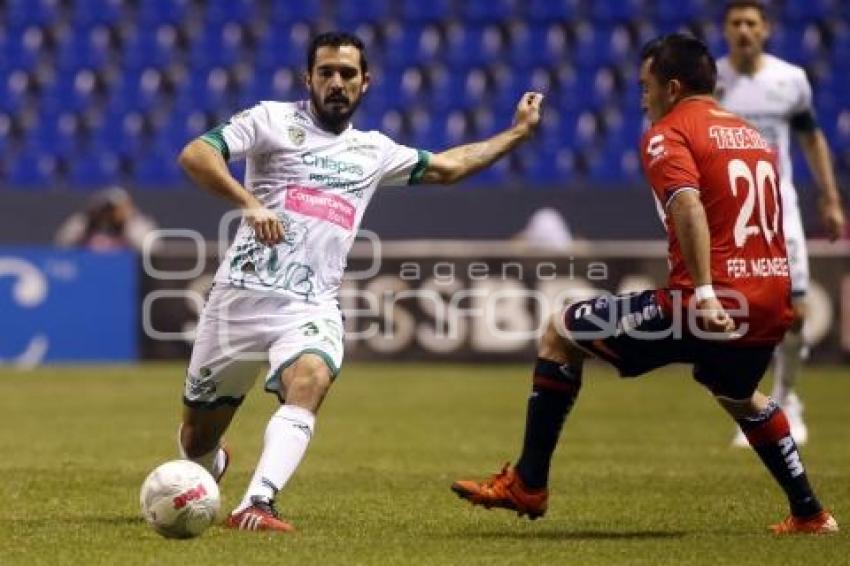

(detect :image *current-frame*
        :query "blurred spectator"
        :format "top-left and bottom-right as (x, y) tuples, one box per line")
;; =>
(516, 207), (573, 249)
(54, 186), (157, 252)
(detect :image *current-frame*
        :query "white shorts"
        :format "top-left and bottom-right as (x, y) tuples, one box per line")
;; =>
(184, 285), (344, 407)
(781, 184), (809, 297)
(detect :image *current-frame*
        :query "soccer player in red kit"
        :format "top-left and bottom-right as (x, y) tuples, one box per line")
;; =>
(451, 34), (837, 534)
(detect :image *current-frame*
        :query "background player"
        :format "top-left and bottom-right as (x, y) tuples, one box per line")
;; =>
(176, 31), (543, 532)
(718, 1), (847, 446)
(451, 34), (837, 535)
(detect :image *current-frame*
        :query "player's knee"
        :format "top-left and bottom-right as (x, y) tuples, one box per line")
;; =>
(283, 355), (333, 400)
(715, 390), (770, 420)
(538, 313), (582, 365)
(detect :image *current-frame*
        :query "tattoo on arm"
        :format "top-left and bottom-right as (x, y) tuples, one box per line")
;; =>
(423, 127), (527, 184)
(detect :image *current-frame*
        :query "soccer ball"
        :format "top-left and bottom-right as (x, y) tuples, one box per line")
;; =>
(140, 460), (220, 539)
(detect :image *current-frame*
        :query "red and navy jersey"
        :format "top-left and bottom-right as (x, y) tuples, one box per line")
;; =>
(640, 98), (793, 344)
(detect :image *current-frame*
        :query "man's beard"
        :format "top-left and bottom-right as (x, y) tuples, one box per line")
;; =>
(310, 90), (361, 132)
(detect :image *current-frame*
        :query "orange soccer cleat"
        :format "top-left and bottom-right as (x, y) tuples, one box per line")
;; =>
(224, 497), (294, 533)
(770, 510), (839, 535)
(451, 464), (548, 519)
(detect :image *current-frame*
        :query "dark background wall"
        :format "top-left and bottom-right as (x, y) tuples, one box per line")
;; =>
(0, 184), (835, 244)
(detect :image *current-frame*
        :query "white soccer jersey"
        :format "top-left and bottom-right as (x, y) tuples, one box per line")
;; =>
(716, 53), (814, 192)
(716, 54), (813, 295)
(202, 100), (430, 303)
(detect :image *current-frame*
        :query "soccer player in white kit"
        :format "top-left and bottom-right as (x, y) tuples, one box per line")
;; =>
(175, 32), (544, 532)
(717, 1), (846, 446)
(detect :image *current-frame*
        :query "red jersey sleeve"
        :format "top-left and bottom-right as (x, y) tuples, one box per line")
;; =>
(640, 125), (700, 207)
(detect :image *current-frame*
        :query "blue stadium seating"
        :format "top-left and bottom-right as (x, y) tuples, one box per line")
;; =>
(1, 0), (848, 189)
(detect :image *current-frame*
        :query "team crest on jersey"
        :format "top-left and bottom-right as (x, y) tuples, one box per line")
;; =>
(288, 126), (306, 146)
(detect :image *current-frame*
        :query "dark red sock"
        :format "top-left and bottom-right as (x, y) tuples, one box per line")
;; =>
(737, 402), (822, 517)
(515, 358), (582, 490)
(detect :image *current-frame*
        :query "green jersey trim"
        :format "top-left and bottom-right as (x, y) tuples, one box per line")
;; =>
(408, 149), (432, 185)
(200, 123), (231, 160)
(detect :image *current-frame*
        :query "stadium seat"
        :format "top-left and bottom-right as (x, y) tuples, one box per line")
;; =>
(2, 0), (848, 189)
(399, 0), (454, 22)
(270, 2), (320, 24)
(654, 0), (699, 26)
(137, 0), (191, 26)
(459, 0), (515, 24)
(205, 0), (255, 25)
(7, 150), (59, 188)
(71, 0), (124, 27)
(0, 112), (12, 155)
(67, 150), (123, 189)
(133, 148), (184, 188)
(526, 0), (580, 23)
(590, 0), (641, 24)
(338, 0), (392, 27)
(5, 0), (60, 28)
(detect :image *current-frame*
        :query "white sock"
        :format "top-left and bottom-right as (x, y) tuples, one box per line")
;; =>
(177, 425), (227, 479)
(237, 405), (315, 512)
(772, 330), (804, 405)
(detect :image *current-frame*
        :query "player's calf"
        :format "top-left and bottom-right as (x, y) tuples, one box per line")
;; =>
(514, 355), (583, 490)
(178, 418), (233, 482)
(512, 312), (587, 489)
(720, 393), (825, 520)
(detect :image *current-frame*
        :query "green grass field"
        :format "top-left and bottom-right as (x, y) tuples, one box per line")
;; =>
(0, 362), (847, 565)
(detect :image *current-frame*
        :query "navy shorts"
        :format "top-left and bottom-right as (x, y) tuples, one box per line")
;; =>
(563, 290), (775, 400)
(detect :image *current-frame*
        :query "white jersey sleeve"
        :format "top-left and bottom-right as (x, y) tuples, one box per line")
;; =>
(375, 133), (431, 187)
(790, 68), (815, 122)
(201, 103), (275, 161)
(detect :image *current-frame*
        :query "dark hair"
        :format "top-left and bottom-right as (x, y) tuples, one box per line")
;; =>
(307, 32), (368, 74)
(640, 33), (717, 95)
(723, 0), (768, 21)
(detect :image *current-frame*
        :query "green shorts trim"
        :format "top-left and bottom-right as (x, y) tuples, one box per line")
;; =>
(264, 348), (341, 394)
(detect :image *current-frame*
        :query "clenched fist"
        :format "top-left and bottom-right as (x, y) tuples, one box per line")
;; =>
(244, 206), (284, 247)
(513, 92), (544, 138)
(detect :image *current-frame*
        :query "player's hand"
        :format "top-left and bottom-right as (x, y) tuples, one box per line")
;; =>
(244, 206), (284, 246)
(512, 92), (544, 137)
(695, 296), (737, 336)
(819, 198), (846, 241)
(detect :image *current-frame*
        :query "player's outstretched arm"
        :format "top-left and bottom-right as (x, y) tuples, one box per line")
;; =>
(419, 92), (543, 185)
(177, 139), (283, 246)
(796, 129), (846, 241)
(668, 189), (735, 334)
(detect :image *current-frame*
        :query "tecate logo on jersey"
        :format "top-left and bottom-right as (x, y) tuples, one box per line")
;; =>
(708, 125), (770, 150)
